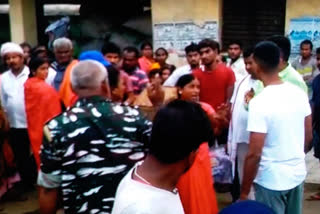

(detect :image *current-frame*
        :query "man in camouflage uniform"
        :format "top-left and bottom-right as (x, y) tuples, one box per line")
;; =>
(37, 60), (152, 214)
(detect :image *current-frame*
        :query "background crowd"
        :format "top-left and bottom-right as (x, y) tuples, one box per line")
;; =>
(0, 34), (319, 214)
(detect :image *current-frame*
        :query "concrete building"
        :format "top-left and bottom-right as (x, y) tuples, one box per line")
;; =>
(3, 0), (320, 54)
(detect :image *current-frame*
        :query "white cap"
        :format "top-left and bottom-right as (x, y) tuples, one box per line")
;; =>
(0, 42), (24, 58)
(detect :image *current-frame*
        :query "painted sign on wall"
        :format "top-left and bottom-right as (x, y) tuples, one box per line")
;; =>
(288, 17), (320, 59)
(153, 21), (218, 56)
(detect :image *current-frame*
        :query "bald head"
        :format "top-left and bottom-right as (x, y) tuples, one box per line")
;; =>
(71, 60), (110, 97)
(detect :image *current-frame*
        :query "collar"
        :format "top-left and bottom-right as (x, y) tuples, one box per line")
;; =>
(279, 63), (292, 78)
(298, 56), (313, 64)
(9, 65), (30, 78)
(74, 95), (110, 107)
(231, 57), (244, 67)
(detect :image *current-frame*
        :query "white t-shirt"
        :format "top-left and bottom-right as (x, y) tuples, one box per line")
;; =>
(112, 165), (185, 214)
(0, 66), (30, 128)
(247, 82), (311, 191)
(163, 65), (192, 87)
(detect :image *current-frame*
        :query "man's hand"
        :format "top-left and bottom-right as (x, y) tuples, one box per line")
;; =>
(216, 103), (231, 128)
(304, 115), (313, 153)
(239, 193), (248, 201)
(240, 132), (265, 198)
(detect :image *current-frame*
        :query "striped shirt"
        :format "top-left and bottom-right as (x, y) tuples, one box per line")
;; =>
(125, 68), (149, 95)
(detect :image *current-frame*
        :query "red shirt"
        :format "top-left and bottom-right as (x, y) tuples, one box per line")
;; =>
(193, 64), (235, 109)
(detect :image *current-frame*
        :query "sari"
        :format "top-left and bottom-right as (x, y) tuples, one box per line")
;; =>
(58, 60), (79, 108)
(176, 102), (219, 214)
(138, 56), (156, 73)
(177, 143), (219, 214)
(0, 102), (20, 198)
(24, 77), (62, 169)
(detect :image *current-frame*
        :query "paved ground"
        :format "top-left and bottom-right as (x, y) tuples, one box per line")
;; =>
(0, 151), (319, 214)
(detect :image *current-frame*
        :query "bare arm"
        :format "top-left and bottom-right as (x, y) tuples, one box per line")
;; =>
(38, 186), (59, 214)
(304, 115), (313, 153)
(124, 92), (136, 105)
(226, 84), (234, 104)
(240, 132), (266, 200)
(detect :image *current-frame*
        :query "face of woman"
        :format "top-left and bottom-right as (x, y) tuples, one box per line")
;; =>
(142, 45), (153, 58)
(35, 63), (49, 80)
(179, 78), (200, 102)
(155, 49), (168, 65)
(161, 69), (171, 83)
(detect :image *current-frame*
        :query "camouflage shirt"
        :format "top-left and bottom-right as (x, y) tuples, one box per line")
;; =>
(38, 96), (152, 214)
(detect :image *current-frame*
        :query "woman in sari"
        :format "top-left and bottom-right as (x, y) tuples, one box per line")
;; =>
(0, 101), (22, 201)
(24, 57), (62, 169)
(175, 74), (220, 214)
(138, 41), (156, 74)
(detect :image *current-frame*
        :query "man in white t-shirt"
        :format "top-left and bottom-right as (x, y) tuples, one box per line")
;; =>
(112, 100), (213, 214)
(163, 43), (201, 87)
(228, 47), (258, 200)
(240, 41), (313, 214)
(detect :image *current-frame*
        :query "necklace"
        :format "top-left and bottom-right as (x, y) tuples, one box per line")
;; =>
(133, 164), (179, 194)
(134, 165), (151, 185)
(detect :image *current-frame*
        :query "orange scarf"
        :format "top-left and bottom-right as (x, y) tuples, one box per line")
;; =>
(24, 77), (62, 169)
(59, 60), (79, 107)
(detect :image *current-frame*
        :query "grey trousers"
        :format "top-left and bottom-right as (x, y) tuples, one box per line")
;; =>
(254, 182), (304, 214)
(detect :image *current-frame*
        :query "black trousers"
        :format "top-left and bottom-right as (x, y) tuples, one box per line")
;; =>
(231, 156), (240, 202)
(8, 128), (37, 187)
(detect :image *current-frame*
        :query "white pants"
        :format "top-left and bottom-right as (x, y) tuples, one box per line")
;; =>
(237, 143), (255, 200)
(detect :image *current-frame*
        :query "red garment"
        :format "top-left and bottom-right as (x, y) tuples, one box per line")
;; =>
(193, 64), (235, 109)
(59, 60), (79, 108)
(24, 77), (62, 169)
(200, 101), (215, 115)
(138, 56), (155, 73)
(177, 143), (218, 214)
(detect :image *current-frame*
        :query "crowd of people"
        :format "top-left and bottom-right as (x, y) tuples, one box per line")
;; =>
(0, 34), (319, 214)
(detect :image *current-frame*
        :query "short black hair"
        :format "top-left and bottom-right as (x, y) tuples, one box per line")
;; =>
(107, 65), (120, 89)
(228, 39), (243, 49)
(300, 39), (313, 50)
(185, 43), (199, 54)
(101, 42), (121, 56)
(267, 35), (291, 62)
(198, 39), (220, 52)
(155, 47), (168, 56)
(123, 46), (140, 58)
(316, 47), (320, 55)
(20, 42), (32, 50)
(176, 74), (195, 88)
(253, 41), (280, 73)
(148, 69), (160, 79)
(160, 65), (172, 76)
(243, 46), (254, 58)
(149, 100), (213, 164)
(140, 41), (153, 50)
(28, 56), (49, 78)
